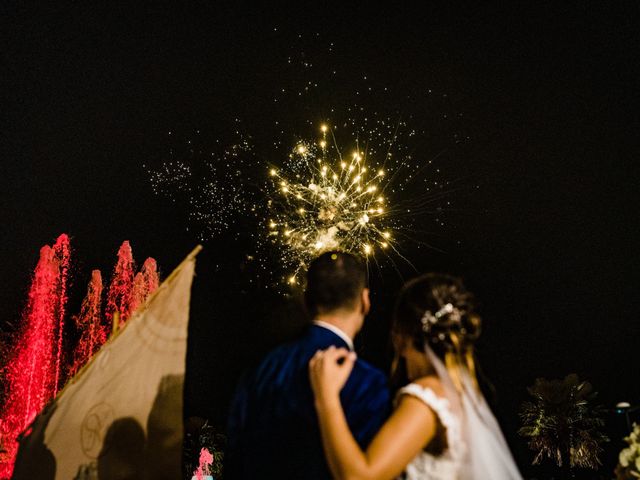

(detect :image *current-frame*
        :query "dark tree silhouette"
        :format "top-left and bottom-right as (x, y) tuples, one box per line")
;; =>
(519, 373), (608, 477)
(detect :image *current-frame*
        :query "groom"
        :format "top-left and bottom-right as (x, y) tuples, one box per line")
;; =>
(226, 251), (390, 479)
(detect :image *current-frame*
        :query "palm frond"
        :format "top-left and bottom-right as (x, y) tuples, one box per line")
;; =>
(518, 374), (608, 470)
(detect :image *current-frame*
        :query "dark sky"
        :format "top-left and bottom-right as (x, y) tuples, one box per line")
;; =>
(1, 3), (639, 472)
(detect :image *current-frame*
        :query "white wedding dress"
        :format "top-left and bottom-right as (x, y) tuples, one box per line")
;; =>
(397, 383), (464, 479)
(396, 346), (523, 480)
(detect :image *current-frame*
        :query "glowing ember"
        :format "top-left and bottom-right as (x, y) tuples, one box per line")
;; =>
(69, 270), (105, 378)
(105, 241), (135, 328)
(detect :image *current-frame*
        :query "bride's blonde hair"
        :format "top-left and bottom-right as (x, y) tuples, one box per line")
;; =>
(390, 273), (482, 392)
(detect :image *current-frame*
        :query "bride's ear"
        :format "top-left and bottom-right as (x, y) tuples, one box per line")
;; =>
(361, 288), (371, 315)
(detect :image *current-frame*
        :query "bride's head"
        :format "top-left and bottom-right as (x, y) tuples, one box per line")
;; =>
(391, 273), (482, 386)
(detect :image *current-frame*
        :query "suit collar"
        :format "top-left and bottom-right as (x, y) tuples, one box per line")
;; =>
(311, 321), (354, 351)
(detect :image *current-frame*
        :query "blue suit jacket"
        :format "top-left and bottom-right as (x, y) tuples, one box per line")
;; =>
(226, 325), (391, 479)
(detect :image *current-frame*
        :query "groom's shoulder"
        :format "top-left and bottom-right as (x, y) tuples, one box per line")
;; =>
(253, 333), (309, 369)
(351, 357), (388, 387)
(345, 358), (390, 412)
(354, 356), (384, 375)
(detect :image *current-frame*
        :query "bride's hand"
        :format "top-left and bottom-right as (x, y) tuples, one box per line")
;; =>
(309, 346), (357, 406)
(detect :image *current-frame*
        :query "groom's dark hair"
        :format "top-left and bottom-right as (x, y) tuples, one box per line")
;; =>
(304, 251), (367, 316)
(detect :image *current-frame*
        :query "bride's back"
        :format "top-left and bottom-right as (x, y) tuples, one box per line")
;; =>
(390, 273), (523, 480)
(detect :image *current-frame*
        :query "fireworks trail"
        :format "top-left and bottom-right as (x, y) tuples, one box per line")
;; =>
(265, 124), (406, 284)
(146, 128), (253, 241)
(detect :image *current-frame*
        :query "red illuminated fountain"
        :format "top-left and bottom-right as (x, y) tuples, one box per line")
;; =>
(130, 257), (160, 313)
(69, 270), (105, 378)
(0, 234), (69, 478)
(52, 234), (70, 395)
(0, 237), (159, 477)
(105, 241), (135, 328)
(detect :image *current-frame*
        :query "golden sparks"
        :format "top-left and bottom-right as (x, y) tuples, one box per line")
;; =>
(267, 124), (397, 282)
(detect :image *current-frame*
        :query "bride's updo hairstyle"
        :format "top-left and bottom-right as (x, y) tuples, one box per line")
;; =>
(391, 273), (482, 390)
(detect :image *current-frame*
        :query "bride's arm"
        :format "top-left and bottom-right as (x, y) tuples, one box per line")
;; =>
(310, 347), (438, 480)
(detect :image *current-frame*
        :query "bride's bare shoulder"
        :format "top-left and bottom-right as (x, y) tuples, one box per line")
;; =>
(412, 375), (446, 397)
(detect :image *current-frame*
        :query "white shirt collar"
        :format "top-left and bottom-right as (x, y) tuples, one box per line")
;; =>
(313, 320), (354, 351)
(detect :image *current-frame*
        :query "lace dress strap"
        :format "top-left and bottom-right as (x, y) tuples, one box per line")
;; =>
(395, 383), (466, 479)
(397, 383), (464, 458)
(397, 384), (454, 427)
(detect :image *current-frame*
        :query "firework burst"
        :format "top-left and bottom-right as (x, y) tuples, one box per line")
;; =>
(266, 124), (403, 284)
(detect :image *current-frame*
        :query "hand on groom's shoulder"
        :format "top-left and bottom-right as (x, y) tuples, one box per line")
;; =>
(341, 353), (391, 448)
(225, 327), (391, 479)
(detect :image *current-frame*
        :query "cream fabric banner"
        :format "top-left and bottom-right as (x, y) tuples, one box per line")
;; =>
(12, 247), (201, 480)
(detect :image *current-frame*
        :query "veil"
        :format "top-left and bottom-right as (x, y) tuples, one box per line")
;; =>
(425, 345), (523, 479)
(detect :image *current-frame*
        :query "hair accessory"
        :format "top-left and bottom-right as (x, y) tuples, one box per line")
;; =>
(420, 303), (458, 333)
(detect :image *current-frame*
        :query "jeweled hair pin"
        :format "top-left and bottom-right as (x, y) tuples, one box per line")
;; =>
(420, 303), (456, 333)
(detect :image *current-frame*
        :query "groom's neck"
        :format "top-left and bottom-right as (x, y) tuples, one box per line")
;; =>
(313, 312), (360, 340)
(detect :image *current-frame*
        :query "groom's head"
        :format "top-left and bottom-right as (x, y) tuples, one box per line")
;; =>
(304, 251), (370, 334)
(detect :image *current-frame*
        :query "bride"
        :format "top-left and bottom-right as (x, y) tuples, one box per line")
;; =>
(309, 273), (523, 480)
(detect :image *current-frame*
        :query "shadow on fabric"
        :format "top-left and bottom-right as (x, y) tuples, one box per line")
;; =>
(11, 374), (184, 480)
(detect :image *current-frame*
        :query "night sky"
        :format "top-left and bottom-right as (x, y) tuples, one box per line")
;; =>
(2, 3), (639, 474)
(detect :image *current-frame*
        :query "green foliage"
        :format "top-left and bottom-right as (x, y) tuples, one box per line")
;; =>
(518, 373), (608, 470)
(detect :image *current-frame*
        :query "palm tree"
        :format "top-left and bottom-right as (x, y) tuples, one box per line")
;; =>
(519, 373), (608, 478)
